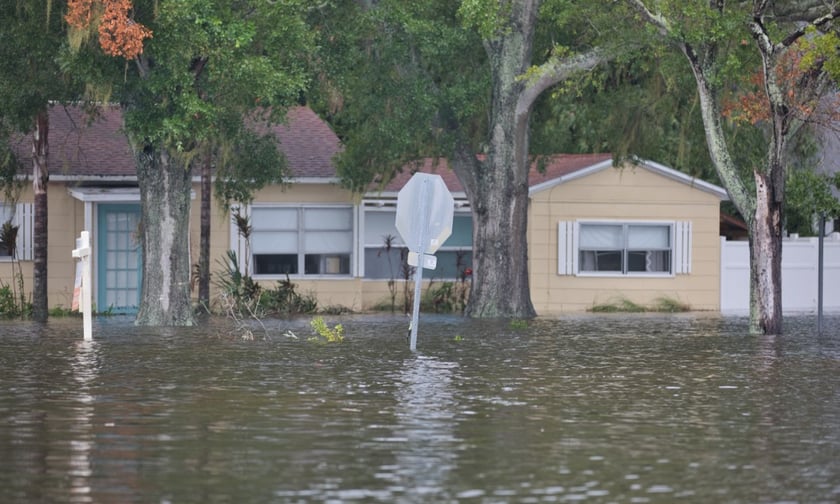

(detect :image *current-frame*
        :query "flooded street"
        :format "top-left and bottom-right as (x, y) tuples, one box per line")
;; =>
(1, 313), (839, 503)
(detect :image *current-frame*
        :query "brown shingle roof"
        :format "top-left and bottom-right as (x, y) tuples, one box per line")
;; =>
(10, 105), (341, 180)
(377, 153), (613, 193)
(10, 105), (135, 178)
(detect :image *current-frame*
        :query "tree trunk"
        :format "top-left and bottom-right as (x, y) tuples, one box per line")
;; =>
(198, 153), (211, 308)
(455, 1), (537, 319)
(134, 144), (196, 326)
(32, 109), (49, 322)
(748, 171), (783, 334)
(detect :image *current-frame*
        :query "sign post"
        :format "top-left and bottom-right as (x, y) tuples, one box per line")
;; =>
(395, 173), (454, 351)
(72, 231), (93, 341)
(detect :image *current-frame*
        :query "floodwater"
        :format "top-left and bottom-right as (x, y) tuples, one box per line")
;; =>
(1, 313), (839, 503)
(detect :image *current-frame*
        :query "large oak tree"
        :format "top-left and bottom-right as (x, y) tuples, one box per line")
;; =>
(315, 0), (629, 318)
(65, 0), (312, 325)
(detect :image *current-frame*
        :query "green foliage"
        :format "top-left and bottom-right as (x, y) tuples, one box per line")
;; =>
(309, 316), (344, 343)
(258, 277), (318, 317)
(457, 0), (511, 39)
(509, 319), (528, 330)
(213, 128), (289, 210)
(214, 250), (317, 331)
(214, 250), (262, 316)
(0, 134), (24, 205)
(590, 296), (690, 313)
(49, 306), (81, 317)
(0, 281), (31, 319)
(531, 50), (764, 185)
(0, 0), (81, 131)
(423, 281), (469, 313)
(309, 0), (488, 192)
(801, 28), (840, 81)
(786, 169), (840, 235)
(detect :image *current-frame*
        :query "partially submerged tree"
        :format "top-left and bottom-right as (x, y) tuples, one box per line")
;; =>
(627, 0), (840, 334)
(315, 0), (628, 318)
(64, 0), (311, 325)
(0, 0), (80, 321)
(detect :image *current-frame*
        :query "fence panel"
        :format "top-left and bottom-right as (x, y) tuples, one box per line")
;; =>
(720, 235), (840, 313)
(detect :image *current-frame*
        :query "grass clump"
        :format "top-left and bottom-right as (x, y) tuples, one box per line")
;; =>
(590, 296), (690, 313)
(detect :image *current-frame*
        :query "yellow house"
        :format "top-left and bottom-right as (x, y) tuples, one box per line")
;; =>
(1, 105), (727, 315)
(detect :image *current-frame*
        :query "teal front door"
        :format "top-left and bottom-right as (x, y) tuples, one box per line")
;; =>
(97, 204), (142, 314)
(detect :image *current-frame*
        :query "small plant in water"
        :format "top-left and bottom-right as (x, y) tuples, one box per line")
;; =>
(509, 319), (528, 330)
(309, 316), (344, 343)
(453, 334), (463, 342)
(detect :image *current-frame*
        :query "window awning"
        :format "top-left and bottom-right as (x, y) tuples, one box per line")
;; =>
(68, 187), (141, 202)
(68, 187), (195, 202)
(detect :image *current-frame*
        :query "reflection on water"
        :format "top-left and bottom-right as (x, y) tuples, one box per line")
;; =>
(386, 356), (461, 496)
(1, 313), (839, 503)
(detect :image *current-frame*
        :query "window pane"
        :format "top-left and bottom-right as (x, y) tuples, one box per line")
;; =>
(305, 254), (351, 275)
(251, 207), (297, 230)
(431, 250), (473, 279)
(579, 250), (622, 272)
(304, 231), (352, 253)
(628, 225), (670, 248)
(254, 254), (298, 274)
(364, 247), (406, 279)
(252, 231), (298, 253)
(628, 251), (671, 272)
(580, 224), (623, 248)
(304, 208), (352, 230)
(364, 211), (403, 246)
(443, 215), (473, 247)
(0, 205), (9, 257)
(0, 204), (11, 223)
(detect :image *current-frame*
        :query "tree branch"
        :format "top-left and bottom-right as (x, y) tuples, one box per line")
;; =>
(517, 47), (606, 116)
(625, 0), (670, 36)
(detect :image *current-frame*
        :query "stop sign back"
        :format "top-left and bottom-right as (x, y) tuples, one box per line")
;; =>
(395, 173), (454, 255)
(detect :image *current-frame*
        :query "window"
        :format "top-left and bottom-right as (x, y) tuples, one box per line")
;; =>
(249, 206), (353, 276)
(558, 220), (692, 276)
(0, 203), (33, 261)
(363, 209), (473, 280)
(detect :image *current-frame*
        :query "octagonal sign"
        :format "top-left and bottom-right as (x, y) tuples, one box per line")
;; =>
(395, 173), (454, 255)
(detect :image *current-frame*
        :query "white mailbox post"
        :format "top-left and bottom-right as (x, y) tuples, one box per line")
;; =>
(395, 173), (454, 351)
(72, 231), (93, 341)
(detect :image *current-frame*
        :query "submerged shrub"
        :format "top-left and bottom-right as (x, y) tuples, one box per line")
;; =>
(309, 316), (344, 343)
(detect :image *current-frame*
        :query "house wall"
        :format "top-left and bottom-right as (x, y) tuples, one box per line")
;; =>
(0, 185), (83, 310)
(190, 181), (233, 309)
(222, 182), (367, 312)
(528, 164), (722, 313)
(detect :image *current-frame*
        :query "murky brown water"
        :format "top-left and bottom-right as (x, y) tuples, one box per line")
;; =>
(1, 313), (839, 503)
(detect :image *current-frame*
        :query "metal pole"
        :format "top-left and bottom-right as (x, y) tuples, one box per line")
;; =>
(818, 214), (825, 336)
(409, 178), (431, 351)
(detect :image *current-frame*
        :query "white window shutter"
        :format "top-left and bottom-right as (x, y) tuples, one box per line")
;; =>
(557, 221), (576, 275)
(14, 203), (34, 260)
(674, 221), (692, 274)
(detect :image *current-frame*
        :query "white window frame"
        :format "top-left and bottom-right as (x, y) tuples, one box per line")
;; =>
(558, 219), (692, 277)
(239, 204), (356, 279)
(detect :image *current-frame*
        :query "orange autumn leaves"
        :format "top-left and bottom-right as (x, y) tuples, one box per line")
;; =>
(722, 43), (822, 126)
(66, 0), (152, 59)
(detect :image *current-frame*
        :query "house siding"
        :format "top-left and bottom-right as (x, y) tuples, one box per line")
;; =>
(528, 163), (722, 313)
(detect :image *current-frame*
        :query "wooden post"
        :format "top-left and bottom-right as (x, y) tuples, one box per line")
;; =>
(72, 231), (92, 341)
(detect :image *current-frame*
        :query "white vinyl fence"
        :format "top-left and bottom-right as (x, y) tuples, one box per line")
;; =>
(720, 234), (840, 313)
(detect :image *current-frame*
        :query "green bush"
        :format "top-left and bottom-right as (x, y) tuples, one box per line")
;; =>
(260, 277), (318, 316)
